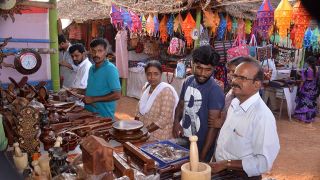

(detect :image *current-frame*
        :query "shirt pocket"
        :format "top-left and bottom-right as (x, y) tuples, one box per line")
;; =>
(227, 127), (252, 158)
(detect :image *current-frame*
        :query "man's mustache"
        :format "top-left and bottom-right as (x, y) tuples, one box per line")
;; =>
(231, 83), (241, 89)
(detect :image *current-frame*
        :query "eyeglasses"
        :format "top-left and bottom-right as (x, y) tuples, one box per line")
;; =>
(231, 74), (256, 81)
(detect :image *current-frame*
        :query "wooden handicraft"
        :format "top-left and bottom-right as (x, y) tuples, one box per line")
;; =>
(123, 142), (156, 175)
(80, 135), (114, 178)
(113, 152), (134, 180)
(111, 120), (150, 143)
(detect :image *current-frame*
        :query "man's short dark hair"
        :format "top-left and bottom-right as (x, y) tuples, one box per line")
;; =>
(90, 38), (108, 49)
(192, 45), (220, 66)
(238, 57), (264, 82)
(58, 34), (67, 45)
(69, 43), (86, 54)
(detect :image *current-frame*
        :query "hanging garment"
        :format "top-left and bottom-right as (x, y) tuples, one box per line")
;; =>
(69, 24), (82, 40)
(115, 30), (129, 78)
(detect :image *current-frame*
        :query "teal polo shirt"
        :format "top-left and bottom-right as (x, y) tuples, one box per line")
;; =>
(85, 60), (121, 119)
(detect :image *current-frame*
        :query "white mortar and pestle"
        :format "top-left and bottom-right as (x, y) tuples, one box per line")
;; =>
(181, 136), (211, 180)
(13, 142), (28, 173)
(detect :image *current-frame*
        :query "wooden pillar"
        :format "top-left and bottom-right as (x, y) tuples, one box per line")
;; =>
(122, 78), (127, 96)
(49, 0), (60, 92)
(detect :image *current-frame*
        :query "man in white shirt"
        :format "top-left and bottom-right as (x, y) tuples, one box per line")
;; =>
(67, 43), (92, 89)
(211, 58), (280, 179)
(58, 34), (77, 88)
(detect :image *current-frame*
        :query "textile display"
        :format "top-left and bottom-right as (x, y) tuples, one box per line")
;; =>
(68, 24), (82, 40)
(274, 0), (293, 38)
(110, 4), (123, 27)
(115, 30), (129, 78)
(167, 15), (174, 37)
(226, 35), (249, 61)
(226, 15), (232, 32)
(237, 19), (245, 40)
(232, 18), (238, 34)
(213, 40), (233, 63)
(199, 28), (210, 46)
(130, 10), (142, 32)
(174, 13), (183, 33)
(159, 15), (168, 43)
(203, 10), (220, 35)
(146, 14), (155, 36)
(154, 15), (160, 35)
(120, 7), (132, 29)
(217, 13), (227, 41)
(141, 15), (147, 32)
(257, 45), (272, 61)
(256, 0), (274, 40)
(276, 47), (296, 67)
(167, 37), (185, 56)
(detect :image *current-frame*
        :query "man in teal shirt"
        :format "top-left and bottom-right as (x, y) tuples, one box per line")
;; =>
(83, 38), (121, 119)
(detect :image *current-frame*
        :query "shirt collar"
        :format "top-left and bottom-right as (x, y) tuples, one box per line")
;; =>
(78, 58), (89, 68)
(93, 59), (108, 70)
(231, 92), (260, 112)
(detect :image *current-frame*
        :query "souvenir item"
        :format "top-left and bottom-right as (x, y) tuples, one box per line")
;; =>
(130, 10), (141, 32)
(110, 4), (123, 28)
(291, 1), (311, 48)
(217, 13), (227, 40)
(257, 0), (274, 40)
(174, 13), (183, 33)
(154, 15), (159, 35)
(120, 7), (132, 28)
(113, 153), (134, 180)
(160, 15), (168, 43)
(237, 19), (245, 40)
(232, 17), (238, 34)
(167, 37), (185, 56)
(274, 0), (293, 38)
(226, 15), (232, 32)
(39, 125), (56, 151)
(182, 12), (196, 47)
(245, 20), (252, 34)
(14, 49), (42, 75)
(249, 34), (257, 58)
(167, 14), (174, 37)
(141, 15), (147, 32)
(0, 0), (16, 10)
(175, 61), (186, 78)
(257, 45), (272, 61)
(13, 142), (28, 173)
(227, 35), (249, 61)
(199, 28), (210, 46)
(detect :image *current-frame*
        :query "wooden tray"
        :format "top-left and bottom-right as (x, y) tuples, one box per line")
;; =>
(110, 127), (148, 140)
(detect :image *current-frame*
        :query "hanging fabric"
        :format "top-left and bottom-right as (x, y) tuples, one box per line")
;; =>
(217, 13), (227, 40)
(303, 27), (312, 49)
(141, 15), (147, 32)
(231, 17), (238, 35)
(203, 10), (215, 28)
(311, 28), (320, 52)
(226, 14), (232, 32)
(159, 15), (168, 43)
(167, 14), (174, 37)
(200, 28), (210, 46)
(110, 4), (123, 28)
(120, 7), (132, 29)
(274, 0), (293, 38)
(182, 12), (196, 47)
(154, 15), (159, 36)
(115, 29), (129, 78)
(249, 34), (257, 58)
(237, 19), (245, 40)
(69, 24), (82, 40)
(227, 34), (249, 61)
(245, 20), (252, 34)
(256, 0), (274, 40)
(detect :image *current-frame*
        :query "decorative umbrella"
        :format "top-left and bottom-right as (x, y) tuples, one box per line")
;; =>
(182, 12), (196, 47)
(110, 4), (123, 28)
(217, 13), (227, 40)
(160, 15), (168, 43)
(167, 14), (174, 37)
(274, 0), (293, 38)
(257, 0), (274, 40)
(291, 1), (311, 48)
(130, 10), (142, 32)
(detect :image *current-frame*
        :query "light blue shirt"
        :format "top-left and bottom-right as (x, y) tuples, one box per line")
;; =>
(85, 60), (121, 119)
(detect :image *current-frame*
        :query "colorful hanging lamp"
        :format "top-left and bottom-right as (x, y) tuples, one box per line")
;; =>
(217, 13), (227, 40)
(291, 1), (311, 48)
(245, 20), (252, 34)
(146, 14), (155, 36)
(110, 4), (123, 28)
(160, 15), (168, 43)
(203, 10), (214, 28)
(303, 27), (312, 49)
(226, 15), (232, 32)
(232, 17), (238, 34)
(182, 12), (196, 47)
(174, 13), (183, 32)
(154, 15), (159, 36)
(237, 19), (245, 39)
(129, 10), (141, 32)
(167, 14), (174, 37)
(257, 0), (274, 40)
(120, 7), (132, 29)
(274, 0), (293, 38)
(141, 15), (147, 32)
(311, 28), (320, 52)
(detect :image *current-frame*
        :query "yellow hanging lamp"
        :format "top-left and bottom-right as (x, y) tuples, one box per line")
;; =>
(274, 0), (293, 38)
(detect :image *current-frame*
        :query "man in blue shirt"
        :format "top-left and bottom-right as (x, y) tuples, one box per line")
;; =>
(173, 46), (225, 162)
(83, 38), (121, 119)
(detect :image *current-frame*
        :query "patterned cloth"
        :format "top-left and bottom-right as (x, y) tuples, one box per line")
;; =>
(294, 68), (319, 122)
(137, 87), (176, 141)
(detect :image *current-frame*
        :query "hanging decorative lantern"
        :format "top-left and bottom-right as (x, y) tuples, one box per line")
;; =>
(160, 15), (168, 43)
(311, 28), (320, 52)
(141, 15), (147, 32)
(154, 15), (159, 36)
(129, 10), (142, 33)
(303, 27), (312, 49)
(237, 19), (245, 39)
(203, 10), (214, 28)
(120, 7), (132, 29)
(232, 17), (238, 34)
(174, 13), (183, 32)
(274, 0), (293, 38)
(257, 0), (274, 40)
(291, 1), (311, 48)
(226, 14), (232, 32)
(146, 14), (155, 36)
(167, 14), (174, 37)
(182, 12), (196, 47)
(217, 13), (227, 40)
(110, 4), (123, 28)
(245, 20), (252, 34)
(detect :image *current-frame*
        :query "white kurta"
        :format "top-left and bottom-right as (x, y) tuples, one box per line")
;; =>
(59, 46), (77, 88)
(215, 92), (280, 177)
(71, 58), (92, 89)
